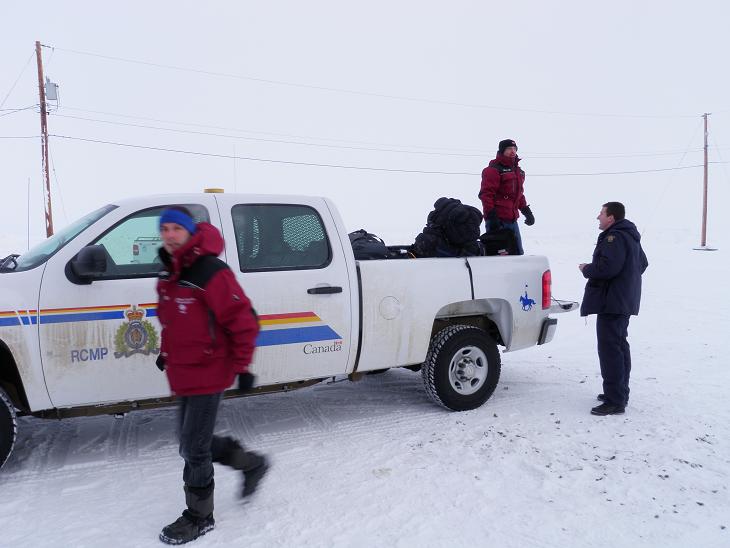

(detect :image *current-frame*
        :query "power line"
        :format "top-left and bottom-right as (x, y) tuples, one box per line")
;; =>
(52, 108), (714, 160)
(50, 132), (725, 177)
(48, 148), (68, 224)
(0, 51), (35, 110)
(60, 105), (490, 153)
(48, 45), (701, 119)
(50, 112), (487, 158)
(49, 133), (475, 175)
(0, 135), (39, 139)
(0, 105), (38, 118)
(711, 133), (730, 187)
(643, 118), (704, 236)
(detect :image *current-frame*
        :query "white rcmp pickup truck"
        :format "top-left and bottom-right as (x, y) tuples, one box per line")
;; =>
(0, 192), (576, 468)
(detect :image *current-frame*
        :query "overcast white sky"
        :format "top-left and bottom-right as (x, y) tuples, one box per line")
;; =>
(2, 0), (729, 253)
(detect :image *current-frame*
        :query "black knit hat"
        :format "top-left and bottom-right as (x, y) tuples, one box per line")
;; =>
(498, 139), (517, 154)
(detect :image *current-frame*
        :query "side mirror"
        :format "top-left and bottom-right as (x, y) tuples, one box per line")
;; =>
(69, 245), (108, 282)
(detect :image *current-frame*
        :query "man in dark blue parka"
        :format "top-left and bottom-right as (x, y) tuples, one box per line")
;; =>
(579, 202), (648, 416)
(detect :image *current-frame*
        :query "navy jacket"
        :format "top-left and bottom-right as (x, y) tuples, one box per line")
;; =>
(580, 219), (649, 316)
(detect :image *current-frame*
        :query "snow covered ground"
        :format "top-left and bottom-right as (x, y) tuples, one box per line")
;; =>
(1, 223), (729, 548)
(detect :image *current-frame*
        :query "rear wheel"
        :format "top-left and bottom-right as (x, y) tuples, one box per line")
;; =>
(0, 387), (18, 469)
(422, 325), (501, 411)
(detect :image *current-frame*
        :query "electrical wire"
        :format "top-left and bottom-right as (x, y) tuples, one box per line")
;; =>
(711, 134), (730, 187)
(48, 45), (701, 119)
(0, 51), (35, 110)
(59, 105), (485, 153)
(49, 132), (725, 177)
(50, 113), (487, 157)
(0, 105), (38, 118)
(49, 133), (475, 175)
(48, 148), (69, 224)
(52, 108), (714, 160)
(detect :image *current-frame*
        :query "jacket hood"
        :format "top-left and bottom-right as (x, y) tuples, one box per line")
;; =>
(608, 219), (641, 242)
(159, 222), (224, 274)
(494, 153), (521, 167)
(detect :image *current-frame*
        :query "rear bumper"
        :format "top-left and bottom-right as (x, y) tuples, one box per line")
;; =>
(537, 317), (558, 345)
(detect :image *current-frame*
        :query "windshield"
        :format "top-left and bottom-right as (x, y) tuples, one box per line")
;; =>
(3, 205), (117, 273)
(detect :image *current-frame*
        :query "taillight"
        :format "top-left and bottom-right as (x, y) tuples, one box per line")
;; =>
(542, 270), (551, 309)
(132, 244), (139, 256)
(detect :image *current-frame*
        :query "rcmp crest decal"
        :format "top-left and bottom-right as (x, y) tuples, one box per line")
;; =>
(114, 306), (160, 358)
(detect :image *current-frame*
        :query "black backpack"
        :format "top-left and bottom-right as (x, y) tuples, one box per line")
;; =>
(409, 198), (483, 258)
(348, 229), (390, 260)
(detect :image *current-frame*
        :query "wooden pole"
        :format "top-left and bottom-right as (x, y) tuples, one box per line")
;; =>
(35, 40), (54, 237)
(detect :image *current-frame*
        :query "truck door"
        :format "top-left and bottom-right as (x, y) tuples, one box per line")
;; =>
(38, 201), (216, 407)
(216, 197), (353, 385)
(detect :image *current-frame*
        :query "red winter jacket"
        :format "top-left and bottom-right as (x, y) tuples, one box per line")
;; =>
(478, 154), (528, 222)
(156, 222), (260, 396)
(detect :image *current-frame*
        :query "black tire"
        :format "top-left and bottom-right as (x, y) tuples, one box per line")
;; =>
(421, 325), (501, 411)
(0, 387), (18, 469)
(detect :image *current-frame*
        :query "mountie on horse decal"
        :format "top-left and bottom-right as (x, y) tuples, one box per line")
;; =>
(519, 286), (536, 311)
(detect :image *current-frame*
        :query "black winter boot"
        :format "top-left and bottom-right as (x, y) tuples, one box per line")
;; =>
(214, 437), (269, 498)
(590, 402), (625, 416)
(242, 453), (269, 498)
(159, 482), (215, 545)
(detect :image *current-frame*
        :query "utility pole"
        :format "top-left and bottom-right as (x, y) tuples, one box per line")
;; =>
(701, 112), (709, 246)
(694, 113), (717, 251)
(35, 40), (54, 237)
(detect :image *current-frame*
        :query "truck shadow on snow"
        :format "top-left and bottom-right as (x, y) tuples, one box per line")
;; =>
(1, 365), (549, 478)
(2, 369), (427, 476)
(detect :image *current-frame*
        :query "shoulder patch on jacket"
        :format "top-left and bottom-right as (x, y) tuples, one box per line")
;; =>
(181, 256), (230, 290)
(607, 235), (615, 243)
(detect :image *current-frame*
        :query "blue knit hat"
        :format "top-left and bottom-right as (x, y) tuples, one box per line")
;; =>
(159, 207), (197, 234)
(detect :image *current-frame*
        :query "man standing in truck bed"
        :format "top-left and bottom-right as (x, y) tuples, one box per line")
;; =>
(155, 206), (268, 545)
(479, 138), (535, 255)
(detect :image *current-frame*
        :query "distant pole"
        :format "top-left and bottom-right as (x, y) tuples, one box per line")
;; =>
(694, 113), (717, 251)
(701, 113), (709, 247)
(35, 40), (54, 237)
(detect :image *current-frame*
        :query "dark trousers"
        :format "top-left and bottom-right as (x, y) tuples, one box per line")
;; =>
(177, 392), (227, 488)
(596, 313), (632, 406)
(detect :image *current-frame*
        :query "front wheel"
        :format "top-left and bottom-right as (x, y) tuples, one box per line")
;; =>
(0, 387), (18, 469)
(422, 325), (501, 411)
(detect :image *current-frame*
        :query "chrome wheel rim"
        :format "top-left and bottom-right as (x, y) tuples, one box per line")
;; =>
(448, 345), (488, 396)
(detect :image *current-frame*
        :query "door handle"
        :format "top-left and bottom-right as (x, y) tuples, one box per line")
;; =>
(307, 286), (343, 294)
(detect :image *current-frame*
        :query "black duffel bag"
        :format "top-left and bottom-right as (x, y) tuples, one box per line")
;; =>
(479, 228), (518, 256)
(348, 229), (390, 260)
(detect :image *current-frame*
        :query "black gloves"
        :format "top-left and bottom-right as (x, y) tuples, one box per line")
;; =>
(237, 372), (256, 393)
(155, 354), (165, 371)
(520, 206), (535, 226)
(486, 209), (501, 231)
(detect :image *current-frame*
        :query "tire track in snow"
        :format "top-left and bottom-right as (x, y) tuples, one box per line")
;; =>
(0, 368), (563, 486)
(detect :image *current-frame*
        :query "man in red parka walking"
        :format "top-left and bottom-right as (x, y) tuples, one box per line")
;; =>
(478, 138), (535, 255)
(155, 206), (266, 545)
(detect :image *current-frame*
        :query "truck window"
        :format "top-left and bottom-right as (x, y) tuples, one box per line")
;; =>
(8, 205), (117, 273)
(231, 204), (331, 271)
(90, 204), (209, 279)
